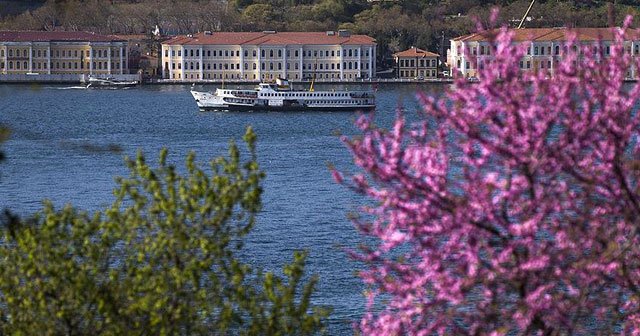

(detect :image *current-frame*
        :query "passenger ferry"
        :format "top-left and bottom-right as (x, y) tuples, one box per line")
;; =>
(190, 78), (375, 111)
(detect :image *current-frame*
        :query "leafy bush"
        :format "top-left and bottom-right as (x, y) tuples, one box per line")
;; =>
(0, 127), (329, 335)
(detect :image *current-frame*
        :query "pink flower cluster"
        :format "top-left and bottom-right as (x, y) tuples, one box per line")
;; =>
(338, 16), (640, 335)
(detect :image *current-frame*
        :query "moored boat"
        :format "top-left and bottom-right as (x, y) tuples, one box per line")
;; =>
(190, 78), (375, 111)
(87, 76), (138, 88)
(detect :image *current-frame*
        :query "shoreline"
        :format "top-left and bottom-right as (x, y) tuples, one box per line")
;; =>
(0, 78), (455, 85)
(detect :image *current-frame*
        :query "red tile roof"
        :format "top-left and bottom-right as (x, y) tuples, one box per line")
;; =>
(0, 31), (125, 42)
(163, 31), (376, 46)
(393, 47), (438, 58)
(455, 27), (640, 43)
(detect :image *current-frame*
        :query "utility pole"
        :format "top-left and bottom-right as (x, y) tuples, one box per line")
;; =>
(518, 0), (536, 29)
(440, 30), (445, 70)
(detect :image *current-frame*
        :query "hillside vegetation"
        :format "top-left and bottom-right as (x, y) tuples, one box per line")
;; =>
(1, 0), (638, 66)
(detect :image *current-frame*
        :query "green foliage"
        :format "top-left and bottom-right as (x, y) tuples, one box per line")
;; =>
(0, 127), (330, 335)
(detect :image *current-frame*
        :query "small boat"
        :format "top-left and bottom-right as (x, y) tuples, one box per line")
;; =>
(190, 78), (375, 111)
(87, 76), (138, 88)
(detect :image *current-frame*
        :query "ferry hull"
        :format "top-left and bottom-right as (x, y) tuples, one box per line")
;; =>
(197, 104), (376, 112)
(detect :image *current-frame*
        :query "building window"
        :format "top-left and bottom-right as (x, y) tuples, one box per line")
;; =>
(225, 50), (229, 57)
(278, 50), (282, 58)
(253, 50), (257, 57)
(270, 50), (273, 58)
(295, 50), (299, 57)
(178, 63), (181, 69)
(8, 61), (12, 69)
(253, 63), (256, 70)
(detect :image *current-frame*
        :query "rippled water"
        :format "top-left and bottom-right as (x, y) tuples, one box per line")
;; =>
(0, 82), (447, 334)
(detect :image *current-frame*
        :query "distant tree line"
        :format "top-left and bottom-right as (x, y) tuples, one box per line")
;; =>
(1, 0), (639, 69)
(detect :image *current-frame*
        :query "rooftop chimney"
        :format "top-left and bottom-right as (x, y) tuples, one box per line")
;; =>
(338, 29), (351, 37)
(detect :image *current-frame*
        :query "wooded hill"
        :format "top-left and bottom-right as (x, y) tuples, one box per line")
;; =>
(1, 0), (639, 68)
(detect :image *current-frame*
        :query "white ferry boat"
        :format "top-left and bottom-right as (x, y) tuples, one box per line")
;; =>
(190, 78), (375, 111)
(86, 76), (139, 88)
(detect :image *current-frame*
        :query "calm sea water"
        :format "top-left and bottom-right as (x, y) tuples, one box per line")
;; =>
(0, 82), (447, 334)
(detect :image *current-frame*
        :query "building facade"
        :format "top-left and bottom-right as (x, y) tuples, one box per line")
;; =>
(393, 47), (439, 79)
(161, 30), (376, 81)
(448, 27), (640, 79)
(0, 31), (129, 75)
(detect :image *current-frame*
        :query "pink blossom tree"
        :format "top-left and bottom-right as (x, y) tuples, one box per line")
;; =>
(336, 17), (640, 335)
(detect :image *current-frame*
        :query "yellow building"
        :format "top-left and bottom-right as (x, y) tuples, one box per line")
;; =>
(0, 31), (129, 75)
(161, 30), (377, 81)
(448, 27), (640, 79)
(393, 47), (439, 79)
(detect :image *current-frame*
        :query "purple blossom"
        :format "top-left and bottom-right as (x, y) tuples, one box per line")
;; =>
(339, 16), (640, 335)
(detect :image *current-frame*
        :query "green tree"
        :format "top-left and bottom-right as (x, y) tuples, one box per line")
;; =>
(0, 127), (329, 335)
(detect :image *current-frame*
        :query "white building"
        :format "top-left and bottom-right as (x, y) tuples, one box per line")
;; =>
(448, 27), (640, 79)
(161, 30), (376, 81)
(0, 31), (129, 75)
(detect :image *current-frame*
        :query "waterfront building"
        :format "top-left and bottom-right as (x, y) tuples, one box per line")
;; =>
(160, 30), (376, 81)
(448, 27), (640, 79)
(0, 31), (129, 75)
(393, 47), (439, 79)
